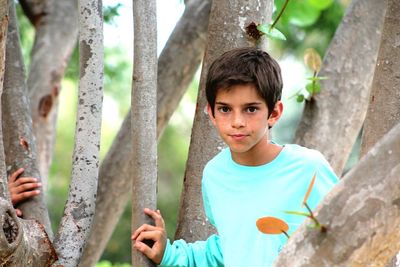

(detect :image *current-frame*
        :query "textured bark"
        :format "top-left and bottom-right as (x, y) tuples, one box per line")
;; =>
(0, 0), (8, 198)
(157, 0), (211, 137)
(174, 0), (273, 242)
(2, 0), (53, 238)
(360, 0), (400, 157)
(80, 1), (211, 265)
(18, 0), (47, 26)
(52, 0), (103, 265)
(0, 198), (57, 266)
(28, 0), (78, 189)
(131, 0), (157, 266)
(293, 0), (386, 176)
(273, 122), (400, 267)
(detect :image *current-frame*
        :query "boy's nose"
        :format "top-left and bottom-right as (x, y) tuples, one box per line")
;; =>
(231, 113), (245, 128)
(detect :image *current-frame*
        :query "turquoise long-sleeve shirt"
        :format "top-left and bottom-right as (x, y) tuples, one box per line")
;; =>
(160, 144), (338, 267)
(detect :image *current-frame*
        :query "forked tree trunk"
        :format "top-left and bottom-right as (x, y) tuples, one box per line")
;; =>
(27, 0), (78, 188)
(80, 1), (211, 264)
(293, 0), (386, 176)
(175, 0), (273, 242)
(52, 0), (103, 265)
(18, 0), (47, 26)
(0, 2), (56, 265)
(273, 122), (400, 266)
(2, 0), (53, 238)
(131, 0), (157, 266)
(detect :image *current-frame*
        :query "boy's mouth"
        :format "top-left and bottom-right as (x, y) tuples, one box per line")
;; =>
(229, 134), (248, 141)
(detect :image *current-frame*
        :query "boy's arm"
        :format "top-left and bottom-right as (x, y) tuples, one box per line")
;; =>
(8, 167), (41, 216)
(132, 208), (224, 267)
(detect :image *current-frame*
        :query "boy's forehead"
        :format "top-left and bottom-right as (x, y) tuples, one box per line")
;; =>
(215, 84), (266, 103)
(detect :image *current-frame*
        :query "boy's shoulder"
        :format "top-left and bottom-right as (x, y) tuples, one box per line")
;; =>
(282, 144), (326, 163)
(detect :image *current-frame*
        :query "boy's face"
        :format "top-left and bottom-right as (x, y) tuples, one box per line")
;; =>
(207, 84), (282, 160)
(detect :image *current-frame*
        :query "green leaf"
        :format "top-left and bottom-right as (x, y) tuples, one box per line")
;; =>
(308, 0), (333, 10)
(306, 83), (314, 94)
(257, 24), (287, 41)
(314, 82), (321, 94)
(284, 210), (310, 217)
(296, 94), (305, 103)
(275, 0), (321, 27)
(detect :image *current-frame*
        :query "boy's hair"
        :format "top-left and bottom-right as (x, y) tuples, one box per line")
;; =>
(205, 47), (283, 117)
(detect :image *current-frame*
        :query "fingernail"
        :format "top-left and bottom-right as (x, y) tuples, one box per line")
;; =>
(38, 183), (42, 187)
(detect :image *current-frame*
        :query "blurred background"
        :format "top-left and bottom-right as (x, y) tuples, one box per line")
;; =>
(16, 0), (354, 265)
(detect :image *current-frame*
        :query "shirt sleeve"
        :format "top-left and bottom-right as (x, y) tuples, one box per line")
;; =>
(158, 172), (224, 267)
(158, 235), (224, 267)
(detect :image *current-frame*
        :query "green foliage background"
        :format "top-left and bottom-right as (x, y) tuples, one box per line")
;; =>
(14, 0), (355, 265)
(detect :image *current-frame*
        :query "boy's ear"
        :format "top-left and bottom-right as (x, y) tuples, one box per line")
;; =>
(206, 104), (216, 125)
(267, 101), (283, 128)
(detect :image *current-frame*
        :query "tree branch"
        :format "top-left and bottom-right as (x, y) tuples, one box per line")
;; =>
(293, 0), (387, 176)
(131, 0), (157, 265)
(2, 0), (52, 238)
(273, 122), (400, 266)
(28, 0), (78, 189)
(52, 0), (103, 265)
(80, 0), (211, 264)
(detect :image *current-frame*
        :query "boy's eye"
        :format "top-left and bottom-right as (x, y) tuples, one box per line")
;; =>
(246, 107), (258, 113)
(218, 106), (230, 113)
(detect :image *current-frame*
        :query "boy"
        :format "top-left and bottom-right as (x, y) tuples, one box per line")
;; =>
(132, 47), (338, 266)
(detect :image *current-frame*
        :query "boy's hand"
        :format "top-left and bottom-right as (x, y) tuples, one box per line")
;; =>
(132, 208), (167, 265)
(8, 168), (41, 215)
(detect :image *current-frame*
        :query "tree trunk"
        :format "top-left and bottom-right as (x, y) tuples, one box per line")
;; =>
(2, 0), (53, 238)
(52, 0), (103, 265)
(358, 1), (400, 265)
(273, 122), (400, 267)
(174, 0), (273, 242)
(0, 0), (8, 198)
(80, 1), (211, 264)
(27, 0), (78, 189)
(0, 198), (57, 266)
(131, 0), (157, 266)
(293, 0), (386, 176)
(360, 0), (400, 157)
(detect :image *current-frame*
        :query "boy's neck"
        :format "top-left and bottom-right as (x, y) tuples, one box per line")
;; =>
(230, 141), (283, 167)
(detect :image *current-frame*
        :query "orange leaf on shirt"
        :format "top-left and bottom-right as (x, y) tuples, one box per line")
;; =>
(256, 217), (289, 234)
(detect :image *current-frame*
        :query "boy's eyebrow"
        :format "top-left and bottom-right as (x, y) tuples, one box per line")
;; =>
(215, 101), (263, 106)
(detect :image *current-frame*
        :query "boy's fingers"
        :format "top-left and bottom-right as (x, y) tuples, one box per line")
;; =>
(14, 182), (41, 194)
(8, 168), (24, 182)
(132, 224), (157, 240)
(144, 208), (165, 228)
(134, 240), (155, 260)
(14, 190), (41, 203)
(15, 208), (22, 217)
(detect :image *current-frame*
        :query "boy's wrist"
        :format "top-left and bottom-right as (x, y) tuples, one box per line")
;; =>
(158, 238), (172, 266)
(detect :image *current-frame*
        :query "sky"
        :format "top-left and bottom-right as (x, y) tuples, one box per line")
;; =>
(103, 0), (185, 57)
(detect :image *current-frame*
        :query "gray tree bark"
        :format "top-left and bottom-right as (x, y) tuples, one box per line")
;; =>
(360, 0), (400, 157)
(293, 0), (386, 176)
(0, 0), (8, 198)
(0, 198), (57, 265)
(174, 0), (273, 242)
(357, 1), (400, 266)
(27, 0), (78, 189)
(2, 0), (53, 238)
(80, 1), (211, 265)
(52, 0), (103, 265)
(131, 0), (157, 266)
(273, 121), (400, 267)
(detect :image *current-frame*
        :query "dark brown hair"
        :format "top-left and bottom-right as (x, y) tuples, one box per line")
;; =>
(205, 47), (283, 116)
